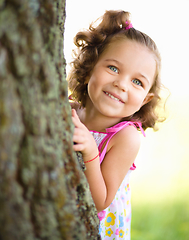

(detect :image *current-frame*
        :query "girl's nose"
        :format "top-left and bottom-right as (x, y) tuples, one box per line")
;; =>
(112, 78), (128, 92)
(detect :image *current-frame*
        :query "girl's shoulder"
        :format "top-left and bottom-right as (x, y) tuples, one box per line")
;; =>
(111, 122), (141, 146)
(106, 121), (142, 157)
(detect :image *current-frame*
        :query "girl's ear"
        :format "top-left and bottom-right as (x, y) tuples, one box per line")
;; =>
(142, 93), (154, 106)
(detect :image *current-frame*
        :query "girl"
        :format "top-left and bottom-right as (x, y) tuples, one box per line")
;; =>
(68, 10), (163, 240)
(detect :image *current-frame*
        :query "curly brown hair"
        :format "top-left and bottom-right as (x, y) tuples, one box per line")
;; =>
(68, 10), (164, 130)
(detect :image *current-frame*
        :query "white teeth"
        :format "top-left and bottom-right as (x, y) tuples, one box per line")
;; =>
(105, 92), (120, 102)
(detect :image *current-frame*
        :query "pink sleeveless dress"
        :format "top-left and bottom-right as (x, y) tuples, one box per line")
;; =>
(90, 121), (145, 240)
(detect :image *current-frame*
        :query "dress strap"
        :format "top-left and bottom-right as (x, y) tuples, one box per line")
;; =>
(99, 121), (145, 164)
(106, 121), (146, 137)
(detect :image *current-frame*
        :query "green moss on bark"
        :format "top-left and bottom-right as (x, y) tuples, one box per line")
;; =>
(0, 0), (100, 239)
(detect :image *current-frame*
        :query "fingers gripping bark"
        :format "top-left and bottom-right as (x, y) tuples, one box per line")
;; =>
(71, 109), (99, 160)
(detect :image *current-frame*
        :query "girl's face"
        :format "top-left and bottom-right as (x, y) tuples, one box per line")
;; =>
(86, 39), (156, 121)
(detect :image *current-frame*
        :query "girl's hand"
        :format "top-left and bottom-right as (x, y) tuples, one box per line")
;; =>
(71, 109), (98, 160)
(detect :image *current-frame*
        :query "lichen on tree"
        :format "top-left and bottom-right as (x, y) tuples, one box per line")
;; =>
(0, 0), (100, 239)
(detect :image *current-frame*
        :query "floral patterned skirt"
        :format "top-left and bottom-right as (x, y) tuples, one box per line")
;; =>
(98, 181), (132, 240)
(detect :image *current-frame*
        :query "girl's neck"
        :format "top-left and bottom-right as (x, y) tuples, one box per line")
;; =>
(77, 100), (122, 132)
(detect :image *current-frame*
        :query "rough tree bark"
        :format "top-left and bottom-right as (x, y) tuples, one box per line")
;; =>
(0, 0), (100, 239)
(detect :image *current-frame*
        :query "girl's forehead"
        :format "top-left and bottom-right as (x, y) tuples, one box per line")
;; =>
(100, 38), (155, 63)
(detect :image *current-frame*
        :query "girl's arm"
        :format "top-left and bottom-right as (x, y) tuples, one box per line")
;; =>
(72, 109), (141, 212)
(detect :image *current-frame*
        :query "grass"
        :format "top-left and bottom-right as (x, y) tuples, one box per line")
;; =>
(131, 193), (189, 240)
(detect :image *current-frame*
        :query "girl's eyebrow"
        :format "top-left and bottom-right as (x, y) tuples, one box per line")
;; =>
(105, 59), (121, 65)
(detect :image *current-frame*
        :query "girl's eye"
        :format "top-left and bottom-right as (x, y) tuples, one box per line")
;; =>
(108, 66), (118, 73)
(132, 79), (142, 86)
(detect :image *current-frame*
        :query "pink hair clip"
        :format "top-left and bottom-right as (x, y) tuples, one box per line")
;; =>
(125, 21), (133, 30)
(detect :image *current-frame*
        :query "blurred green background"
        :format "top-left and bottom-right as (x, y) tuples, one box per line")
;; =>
(130, 95), (189, 240)
(65, 1), (189, 239)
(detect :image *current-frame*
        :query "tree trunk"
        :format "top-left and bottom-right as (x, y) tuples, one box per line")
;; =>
(0, 0), (100, 239)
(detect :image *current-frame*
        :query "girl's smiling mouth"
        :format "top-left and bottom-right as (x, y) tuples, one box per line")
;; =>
(104, 91), (125, 103)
